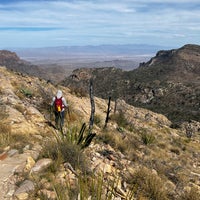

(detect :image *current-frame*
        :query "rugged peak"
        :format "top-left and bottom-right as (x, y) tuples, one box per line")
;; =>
(176, 44), (200, 62)
(139, 44), (200, 68)
(139, 48), (176, 67)
(0, 50), (20, 64)
(180, 43), (200, 51)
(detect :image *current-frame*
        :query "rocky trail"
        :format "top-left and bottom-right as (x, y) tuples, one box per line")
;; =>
(0, 149), (33, 199)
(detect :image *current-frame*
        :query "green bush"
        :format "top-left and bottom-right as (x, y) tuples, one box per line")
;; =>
(141, 132), (155, 145)
(94, 114), (101, 126)
(20, 88), (33, 98)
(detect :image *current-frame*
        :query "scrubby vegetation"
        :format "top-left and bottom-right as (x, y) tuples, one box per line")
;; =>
(61, 45), (200, 124)
(0, 66), (200, 200)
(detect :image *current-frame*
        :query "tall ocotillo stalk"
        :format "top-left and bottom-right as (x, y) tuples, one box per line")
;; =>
(89, 78), (95, 131)
(104, 96), (111, 128)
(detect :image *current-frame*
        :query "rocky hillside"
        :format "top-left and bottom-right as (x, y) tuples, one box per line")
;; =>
(61, 44), (200, 124)
(0, 50), (68, 84)
(0, 50), (44, 77)
(0, 66), (200, 200)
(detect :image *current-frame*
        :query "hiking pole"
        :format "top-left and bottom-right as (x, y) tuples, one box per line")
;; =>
(59, 111), (64, 135)
(50, 105), (53, 123)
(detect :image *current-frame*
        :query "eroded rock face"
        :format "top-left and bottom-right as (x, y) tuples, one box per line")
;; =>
(0, 50), (20, 65)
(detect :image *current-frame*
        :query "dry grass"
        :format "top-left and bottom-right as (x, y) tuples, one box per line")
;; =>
(178, 186), (200, 200)
(98, 130), (128, 153)
(110, 111), (129, 128)
(11, 133), (35, 153)
(0, 122), (11, 151)
(41, 135), (89, 174)
(127, 167), (169, 200)
(13, 103), (26, 114)
(0, 105), (11, 151)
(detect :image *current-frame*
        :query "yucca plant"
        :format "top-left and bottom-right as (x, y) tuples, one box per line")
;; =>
(77, 123), (96, 149)
(141, 132), (155, 145)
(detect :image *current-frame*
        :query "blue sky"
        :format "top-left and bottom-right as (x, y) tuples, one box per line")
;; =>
(0, 0), (200, 48)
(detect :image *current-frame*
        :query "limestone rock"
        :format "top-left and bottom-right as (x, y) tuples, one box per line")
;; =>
(31, 158), (53, 174)
(14, 180), (35, 200)
(25, 156), (35, 171)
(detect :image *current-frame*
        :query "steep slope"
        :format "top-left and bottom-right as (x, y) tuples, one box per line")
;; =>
(0, 50), (68, 84)
(61, 44), (200, 124)
(0, 50), (44, 77)
(0, 66), (200, 199)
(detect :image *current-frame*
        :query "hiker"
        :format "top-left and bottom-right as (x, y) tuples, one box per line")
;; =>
(51, 90), (68, 129)
(185, 123), (193, 138)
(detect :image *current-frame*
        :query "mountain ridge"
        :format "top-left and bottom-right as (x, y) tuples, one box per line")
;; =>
(1, 44), (200, 124)
(61, 44), (200, 124)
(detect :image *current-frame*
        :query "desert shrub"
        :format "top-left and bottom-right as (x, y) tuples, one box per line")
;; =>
(63, 123), (96, 150)
(78, 173), (129, 200)
(20, 87), (33, 98)
(41, 135), (89, 174)
(110, 110), (129, 128)
(65, 107), (79, 124)
(94, 114), (101, 126)
(60, 141), (88, 171)
(51, 182), (70, 200)
(128, 167), (169, 200)
(170, 147), (180, 155)
(98, 130), (128, 153)
(178, 186), (200, 200)
(36, 86), (53, 112)
(41, 139), (60, 161)
(70, 86), (88, 97)
(0, 122), (11, 149)
(0, 105), (11, 149)
(141, 132), (155, 145)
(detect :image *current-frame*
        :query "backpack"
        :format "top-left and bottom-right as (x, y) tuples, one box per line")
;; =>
(54, 97), (63, 112)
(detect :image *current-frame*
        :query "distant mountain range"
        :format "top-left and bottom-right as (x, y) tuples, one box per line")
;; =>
(11, 44), (170, 61)
(61, 44), (200, 124)
(7, 44), (169, 81)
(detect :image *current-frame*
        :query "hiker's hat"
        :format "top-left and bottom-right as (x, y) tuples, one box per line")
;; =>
(56, 90), (62, 98)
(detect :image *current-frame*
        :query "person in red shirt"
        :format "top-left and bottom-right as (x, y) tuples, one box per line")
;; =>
(51, 90), (68, 129)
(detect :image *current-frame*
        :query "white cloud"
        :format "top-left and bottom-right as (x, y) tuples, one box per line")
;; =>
(0, 0), (199, 47)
